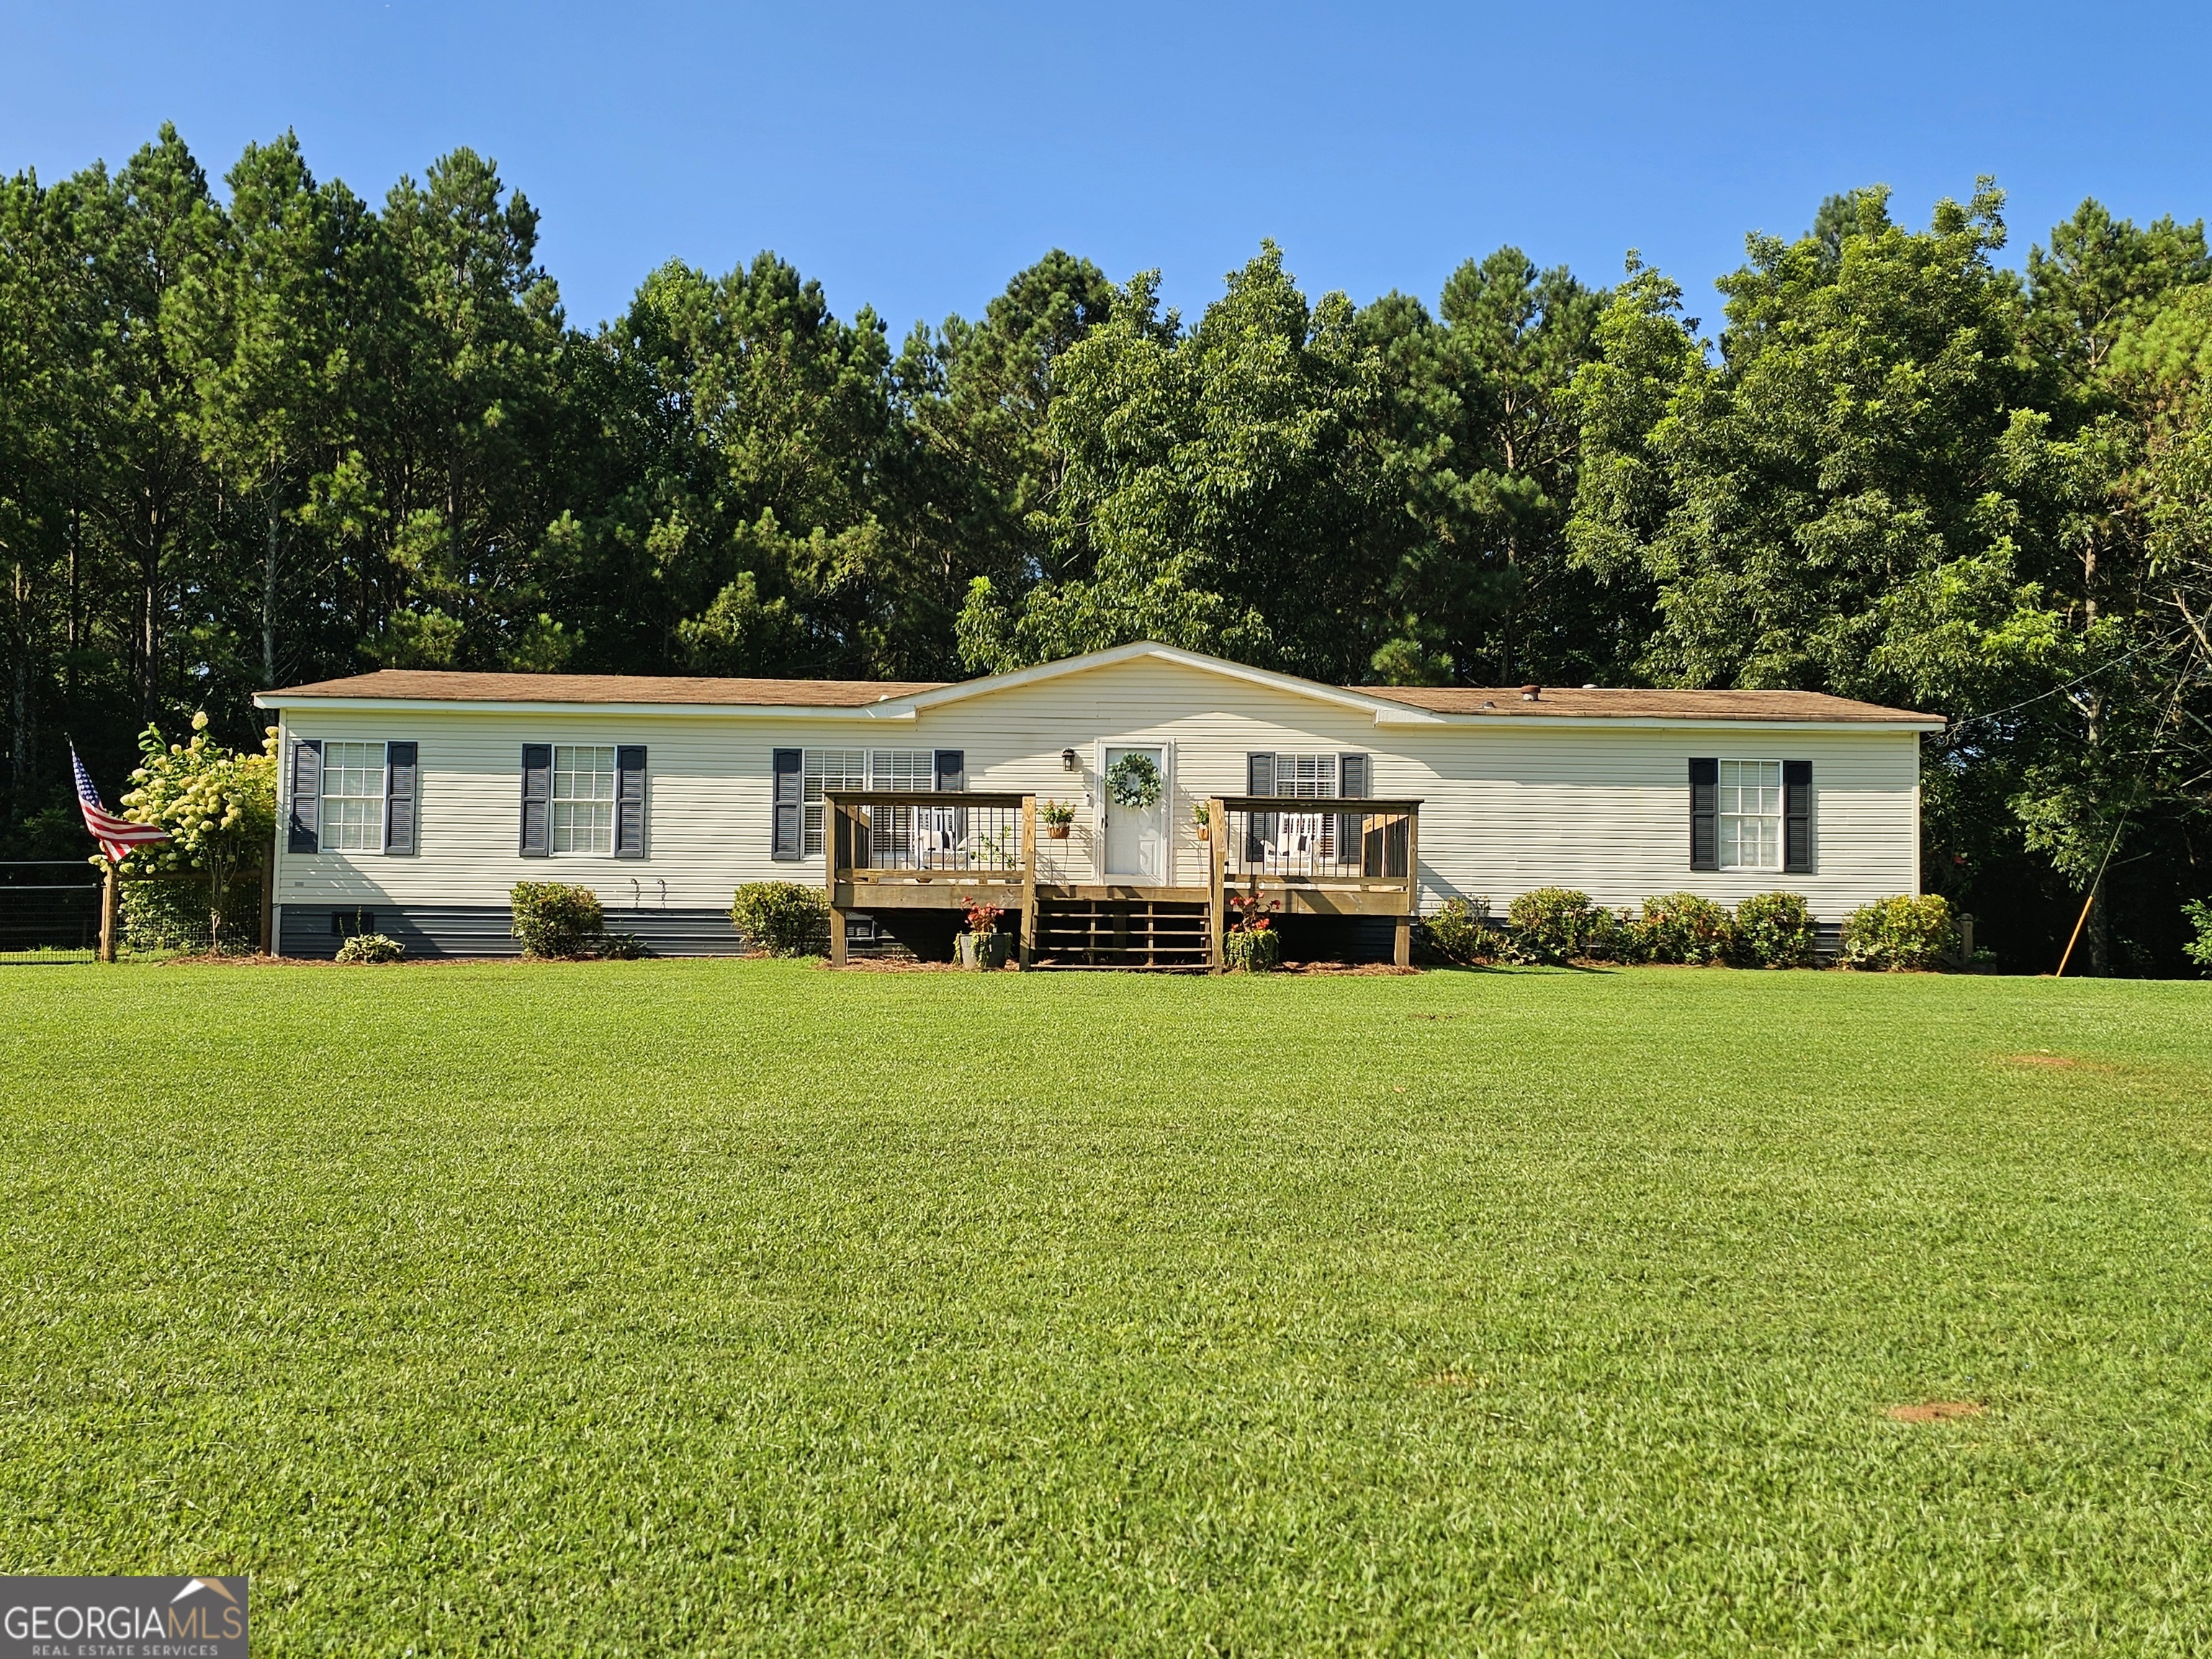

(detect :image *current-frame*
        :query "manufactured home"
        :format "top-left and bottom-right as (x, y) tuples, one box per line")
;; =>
(253, 642), (1943, 967)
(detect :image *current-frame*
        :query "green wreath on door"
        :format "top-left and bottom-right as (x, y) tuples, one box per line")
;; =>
(1105, 752), (1163, 809)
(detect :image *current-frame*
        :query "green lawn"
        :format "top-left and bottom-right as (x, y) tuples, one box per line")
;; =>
(2, 961), (2210, 1655)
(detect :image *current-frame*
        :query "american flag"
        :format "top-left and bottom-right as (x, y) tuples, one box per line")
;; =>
(72, 745), (170, 864)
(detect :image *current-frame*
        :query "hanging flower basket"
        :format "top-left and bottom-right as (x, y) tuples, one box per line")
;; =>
(1105, 752), (1163, 810)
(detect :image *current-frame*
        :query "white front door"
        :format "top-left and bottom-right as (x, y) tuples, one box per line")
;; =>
(1101, 745), (1168, 881)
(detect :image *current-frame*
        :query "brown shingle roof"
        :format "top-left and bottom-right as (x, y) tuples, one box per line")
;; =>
(260, 666), (1940, 724)
(1359, 685), (1941, 722)
(261, 669), (948, 707)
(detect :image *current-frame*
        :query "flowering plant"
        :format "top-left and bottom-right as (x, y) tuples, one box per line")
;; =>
(960, 897), (1005, 935)
(1039, 799), (1076, 827)
(1226, 893), (1280, 933)
(108, 715), (277, 949)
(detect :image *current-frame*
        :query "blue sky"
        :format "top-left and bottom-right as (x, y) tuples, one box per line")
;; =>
(6, 1), (2209, 339)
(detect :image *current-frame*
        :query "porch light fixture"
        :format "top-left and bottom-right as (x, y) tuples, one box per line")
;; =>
(1061, 747), (1079, 772)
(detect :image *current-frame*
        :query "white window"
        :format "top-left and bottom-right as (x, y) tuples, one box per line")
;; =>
(801, 748), (936, 858)
(552, 744), (616, 854)
(869, 750), (933, 793)
(1274, 754), (1339, 798)
(803, 749), (867, 856)
(322, 742), (386, 852)
(1272, 754), (1339, 862)
(866, 750), (937, 864)
(1718, 760), (1783, 871)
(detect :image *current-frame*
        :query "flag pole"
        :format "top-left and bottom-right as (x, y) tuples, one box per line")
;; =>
(99, 858), (118, 963)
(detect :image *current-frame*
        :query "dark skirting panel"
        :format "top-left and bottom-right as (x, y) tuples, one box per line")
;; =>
(277, 902), (742, 960)
(1273, 913), (1396, 965)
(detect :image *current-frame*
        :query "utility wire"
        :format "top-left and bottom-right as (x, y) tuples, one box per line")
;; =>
(1941, 639), (2165, 737)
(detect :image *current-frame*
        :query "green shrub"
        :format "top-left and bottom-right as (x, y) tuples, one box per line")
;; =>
(334, 932), (405, 964)
(1506, 887), (1622, 964)
(1223, 925), (1284, 973)
(1840, 894), (1955, 971)
(1735, 892), (1819, 968)
(598, 932), (651, 961)
(2183, 900), (2212, 974)
(1625, 892), (1736, 965)
(510, 881), (606, 959)
(730, 881), (830, 957)
(1418, 897), (1503, 966)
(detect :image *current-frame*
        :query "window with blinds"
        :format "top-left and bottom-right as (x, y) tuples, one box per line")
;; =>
(801, 749), (934, 856)
(1274, 752), (1339, 857)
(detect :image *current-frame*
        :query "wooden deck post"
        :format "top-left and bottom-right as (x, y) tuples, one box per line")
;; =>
(1208, 797), (1227, 972)
(99, 862), (118, 963)
(1393, 808), (1420, 968)
(826, 801), (847, 966)
(1020, 795), (1038, 967)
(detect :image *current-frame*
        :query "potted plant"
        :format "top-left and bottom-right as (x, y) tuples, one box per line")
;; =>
(1193, 801), (1211, 842)
(1223, 893), (1283, 972)
(1040, 800), (1075, 840)
(956, 897), (1010, 969)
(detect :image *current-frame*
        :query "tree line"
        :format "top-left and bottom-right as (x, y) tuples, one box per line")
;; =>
(4, 127), (2209, 971)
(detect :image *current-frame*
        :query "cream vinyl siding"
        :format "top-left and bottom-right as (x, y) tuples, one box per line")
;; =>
(271, 655), (1923, 922)
(1409, 726), (1916, 913)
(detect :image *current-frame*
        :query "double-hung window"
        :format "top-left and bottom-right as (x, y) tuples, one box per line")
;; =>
(1273, 753), (1339, 860)
(1717, 760), (1783, 871)
(799, 748), (938, 858)
(866, 750), (937, 864)
(802, 750), (868, 856)
(321, 742), (387, 852)
(551, 745), (616, 854)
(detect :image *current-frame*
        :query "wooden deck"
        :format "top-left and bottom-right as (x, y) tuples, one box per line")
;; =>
(824, 791), (1422, 968)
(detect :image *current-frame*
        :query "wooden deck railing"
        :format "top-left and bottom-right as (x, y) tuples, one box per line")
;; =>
(824, 791), (1037, 963)
(823, 789), (1423, 968)
(1208, 795), (1423, 966)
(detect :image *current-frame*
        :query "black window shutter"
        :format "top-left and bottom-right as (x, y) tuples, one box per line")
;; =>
(519, 745), (552, 857)
(1784, 760), (1812, 873)
(1336, 752), (1370, 874)
(1246, 752), (1276, 860)
(615, 745), (647, 859)
(384, 741), (418, 856)
(287, 739), (323, 853)
(771, 748), (803, 861)
(933, 750), (967, 849)
(1689, 758), (1718, 871)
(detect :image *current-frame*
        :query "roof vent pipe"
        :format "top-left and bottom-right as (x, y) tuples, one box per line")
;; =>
(1520, 684), (1542, 701)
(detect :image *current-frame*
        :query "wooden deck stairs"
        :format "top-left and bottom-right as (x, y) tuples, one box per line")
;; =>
(1030, 896), (1210, 971)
